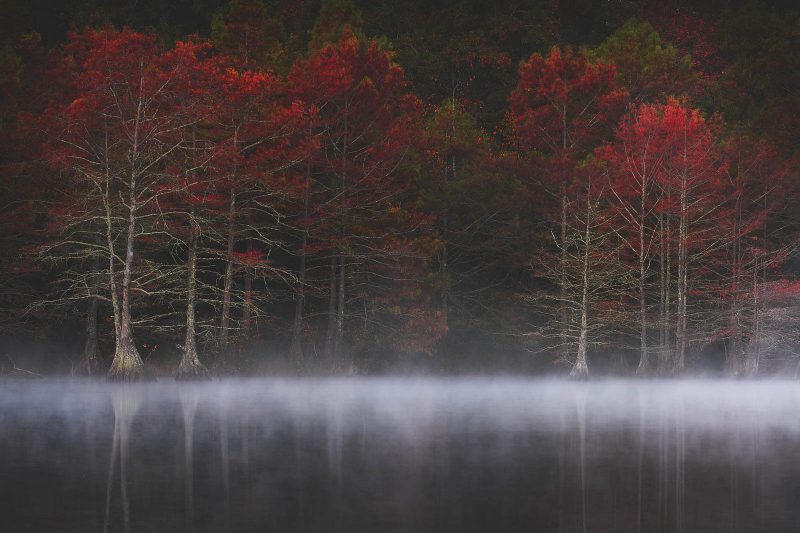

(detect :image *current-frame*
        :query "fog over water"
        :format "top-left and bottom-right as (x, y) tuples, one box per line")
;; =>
(2, 378), (800, 532)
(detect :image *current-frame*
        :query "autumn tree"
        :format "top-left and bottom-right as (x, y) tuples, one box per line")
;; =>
(42, 29), (217, 379)
(525, 159), (629, 379)
(289, 32), (440, 369)
(509, 46), (626, 373)
(209, 63), (305, 365)
(157, 100), (226, 379)
(713, 136), (793, 376)
(629, 98), (726, 373)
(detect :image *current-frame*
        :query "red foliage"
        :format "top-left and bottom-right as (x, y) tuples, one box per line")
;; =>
(509, 47), (627, 162)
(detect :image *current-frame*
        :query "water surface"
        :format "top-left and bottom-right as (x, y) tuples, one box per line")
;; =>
(1, 378), (799, 532)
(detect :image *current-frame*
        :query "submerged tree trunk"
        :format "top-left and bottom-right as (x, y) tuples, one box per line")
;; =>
(176, 216), (208, 380)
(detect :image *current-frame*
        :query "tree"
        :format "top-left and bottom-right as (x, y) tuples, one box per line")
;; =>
(159, 144), (226, 379)
(42, 29), (217, 379)
(309, 0), (363, 51)
(713, 135), (792, 376)
(210, 63), (305, 366)
(593, 18), (695, 103)
(289, 31), (440, 369)
(647, 98), (725, 373)
(716, 1), (800, 150)
(600, 104), (665, 374)
(416, 100), (527, 353)
(509, 46), (626, 373)
(211, 0), (287, 69)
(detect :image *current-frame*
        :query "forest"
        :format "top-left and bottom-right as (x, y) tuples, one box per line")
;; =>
(1, 0), (799, 379)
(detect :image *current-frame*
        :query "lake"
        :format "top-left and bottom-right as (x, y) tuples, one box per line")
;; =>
(1, 378), (799, 532)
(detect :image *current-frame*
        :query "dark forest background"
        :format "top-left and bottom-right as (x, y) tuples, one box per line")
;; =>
(1, 0), (800, 378)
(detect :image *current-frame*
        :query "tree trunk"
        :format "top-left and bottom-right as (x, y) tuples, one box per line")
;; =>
(745, 188), (769, 378)
(746, 267), (761, 376)
(658, 213), (666, 369)
(570, 186), (592, 380)
(108, 173), (144, 381)
(636, 179), (649, 375)
(323, 255), (337, 360)
(102, 153), (121, 342)
(108, 77), (145, 381)
(80, 254), (102, 375)
(725, 194), (743, 377)
(219, 188), (236, 362)
(289, 238), (306, 366)
(81, 296), (102, 375)
(241, 239), (253, 340)
(440, 155), (452, 326)
(334, 109), (349, 369)
(662, 193), (673, 373)
(334, 253), (346, 366)
(559, 101), (569, 363)
(674, 173), (688, 374)
(560, 181), (569, 361)
(441, 101), (456, 326)
(176, 216), (208, 380)
(290, 145), (312, 366)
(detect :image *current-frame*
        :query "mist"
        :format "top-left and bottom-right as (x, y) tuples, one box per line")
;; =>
(1, 378), (799, 532)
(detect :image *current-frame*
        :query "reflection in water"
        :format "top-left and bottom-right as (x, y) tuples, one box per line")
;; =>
(179, 387), (199, 533)
(216, 387), (231, 528)
(1, 379), (800, 532)
(105, 386), (142, 533)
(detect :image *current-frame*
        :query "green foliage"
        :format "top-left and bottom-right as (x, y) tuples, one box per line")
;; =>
(309, 0), (363, 51)
(717, 0), (800, 150)
(211, 0), (287, 69)
(593, 18), (695, 102)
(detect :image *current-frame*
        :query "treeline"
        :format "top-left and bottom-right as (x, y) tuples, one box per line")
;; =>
(1, 0), (799, 378)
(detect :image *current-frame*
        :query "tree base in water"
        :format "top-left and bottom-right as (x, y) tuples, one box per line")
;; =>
(175, 359), (210, 381)
(107, 364), (146, 381)
(107, 342), (145, 381)
(77, 357), (104, 377)
(569, 364), (589, 380)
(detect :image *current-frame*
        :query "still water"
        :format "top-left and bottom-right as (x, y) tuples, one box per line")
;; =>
(1, 378), (799, 532)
